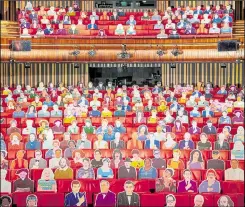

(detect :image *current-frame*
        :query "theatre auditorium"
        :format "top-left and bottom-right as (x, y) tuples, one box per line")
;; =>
(0, 0), (244, 206)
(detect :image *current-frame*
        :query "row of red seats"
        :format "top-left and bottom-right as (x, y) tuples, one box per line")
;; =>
(5, 166), (245, 181)
(2, 136), (238, 151)
(2, 192), (242, 207)
(5, 149), (238, 162)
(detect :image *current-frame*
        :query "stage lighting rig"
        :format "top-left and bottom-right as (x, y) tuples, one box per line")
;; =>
(69, 45), (80, 56)
(117, 44), (131, 59)
(88, 45), (97, 57)
(171, 45), (183, 57)
(156, 45), (167, 57)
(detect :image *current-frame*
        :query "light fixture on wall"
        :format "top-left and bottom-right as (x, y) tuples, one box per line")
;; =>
(88, 45), (96, 57)
(156, 45), (167, 57)
(69, 45), (80, 56)
(221, 63), (227, 69)
(74, 63), (80, 69)
(171, 45), (183, 57)
(24, 62), (30, 68)
(117, 44), (131, 59)
(9, 59), (15, 64)
(170, 63), (176, 69)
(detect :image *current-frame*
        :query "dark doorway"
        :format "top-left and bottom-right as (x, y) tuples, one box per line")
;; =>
(89, 64), (161, 87)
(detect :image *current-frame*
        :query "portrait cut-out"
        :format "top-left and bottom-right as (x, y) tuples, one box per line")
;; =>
(64, 180), (87, 206)
(117, 180), (140, 207)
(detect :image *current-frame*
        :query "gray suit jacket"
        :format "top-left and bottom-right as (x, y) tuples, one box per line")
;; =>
(110, 140), (125, 149)
(29, 158), (47, 169)
(117, 192), (140, 207)
(118, 166), (137, 179)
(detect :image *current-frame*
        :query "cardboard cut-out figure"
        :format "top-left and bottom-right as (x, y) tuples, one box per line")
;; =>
(137, 125), (149, 141)
(198, 169), (221, 193)
(145, 133), (160, 149)
(165, 194), (176, 207)
(202, 120), (217, 135)
(94, 180), (116, 207)
(8, 132), (24, 150)
(217, 195), (234, 207)
(1, 169), (11, 193)
(64, 180), (87, 206)
(26, 194), (38, 207)
(76, 157), (95, 179)
(97, 158), (114, 179)
(139, 158), (157, 179)
(156, 168), (176, 193)
(1, 150), (8, 170)
(37, 168), (57, 192)
(14, 168), (34, 192)
(179, 132), (195, 150)
(214, 133), (230, 150)
(10, 150), (28, 169)
(118, 158), (137, 179)
(231, 141), (244, 160)
(187, 149), (205, 170)
(0, 195), (12, 207)
(54, 158), (73, 179)
(152, 149), (166, 169)
(167, 149), (185, 170)
(29, 150), (47, 169)
(194, 194), (204, 207)
(110, 149), (124, 169)
(177, 169), (198, 193)
(117, 180), (140, 207)
(207, 150), (225, 170)
(233, 126), (244, 143)
(225, 159), (244, 181)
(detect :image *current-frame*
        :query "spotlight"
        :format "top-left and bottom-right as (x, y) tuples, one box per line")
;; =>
(88, 49), (96, 57)
(171, 45), (183, 57)
(117, 44), (131, 59)
(221, 63), (227, 69)
(24, 62), (30, 68)
(9, 59), (15, 63)
(170, 63), (176, 69)
(74, 63), (80, 69)
(156, 49), (167, 57)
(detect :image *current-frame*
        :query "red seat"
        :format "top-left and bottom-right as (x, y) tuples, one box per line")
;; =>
(222, 181), (244, 194)
(37, 192), (65, 207)
(140, 193), (165, 206)
(175, 193), (191, 206)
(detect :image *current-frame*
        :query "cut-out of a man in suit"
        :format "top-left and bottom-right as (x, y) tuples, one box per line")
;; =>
(118, 158), (137, 179)
(117, 180), (140, 207)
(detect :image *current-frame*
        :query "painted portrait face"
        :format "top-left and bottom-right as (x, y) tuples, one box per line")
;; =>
(18, 171), (27, 179)
(166, 195), (176, 207)
(72, 183), (81, 193)
(124, 183), (134, 194)
(207, 172), (216, 181)
(193, 151), (200, 160)
(219, 196), (229, 207)
(27, 198), (37, 207)
(100, 181), (109, 193)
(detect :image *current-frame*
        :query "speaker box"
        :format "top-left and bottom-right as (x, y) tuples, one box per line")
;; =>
(218, 40), (239, 52)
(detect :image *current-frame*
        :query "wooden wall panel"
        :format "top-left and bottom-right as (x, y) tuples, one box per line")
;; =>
(0, 63), (89, 87)
(1, 48), (243, 62)
(161, 62), (244, 86)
